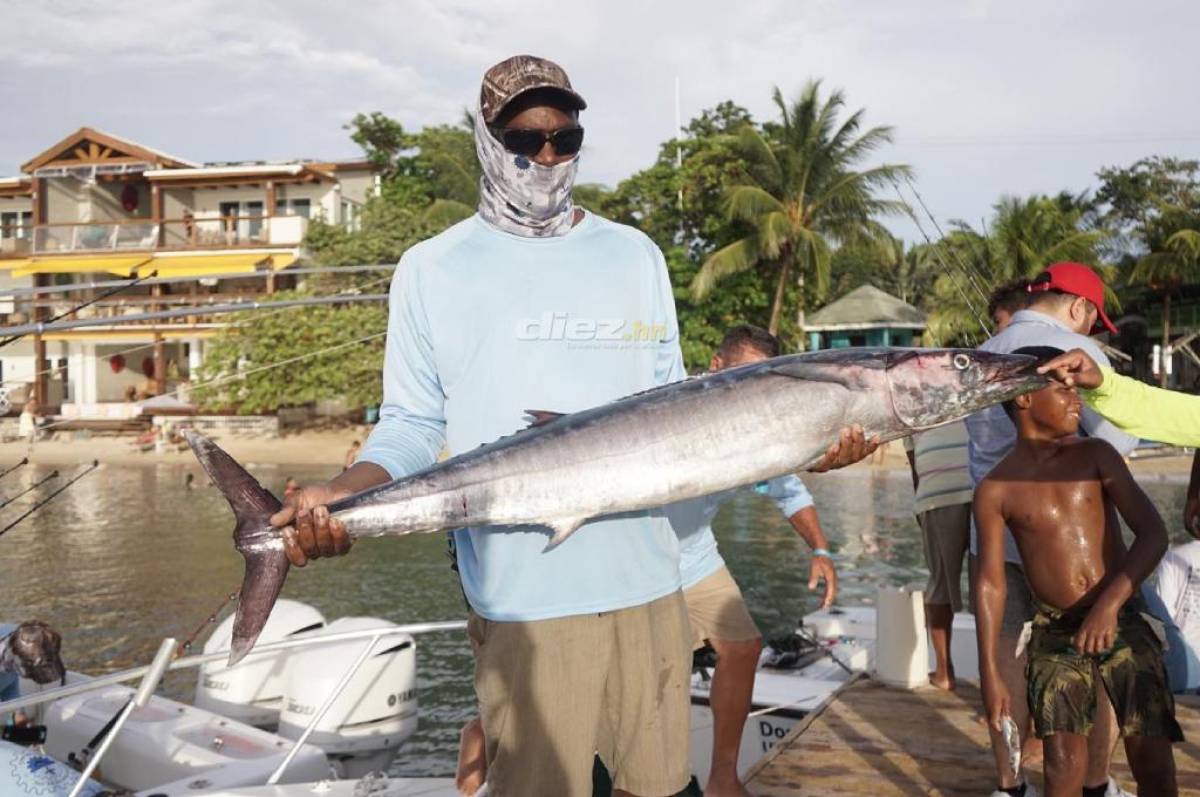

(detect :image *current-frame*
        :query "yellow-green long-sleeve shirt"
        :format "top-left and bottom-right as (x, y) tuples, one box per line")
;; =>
(1084, 368), (1200, 446)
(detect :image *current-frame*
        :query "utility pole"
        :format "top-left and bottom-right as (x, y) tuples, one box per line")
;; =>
(675, 76), (683, 213)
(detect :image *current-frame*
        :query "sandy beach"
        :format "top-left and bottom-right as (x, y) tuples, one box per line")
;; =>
(2, 432), (1191, 480)
(0, 427), (371, 469)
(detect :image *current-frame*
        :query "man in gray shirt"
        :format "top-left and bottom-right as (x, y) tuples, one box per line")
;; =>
(967, 262), (1137, 797)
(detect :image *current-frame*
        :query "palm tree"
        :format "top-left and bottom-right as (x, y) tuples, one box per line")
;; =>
(690, 80), (911, 340)
(925, 195), (1111, 343)
(1130, 226), (1200, 385)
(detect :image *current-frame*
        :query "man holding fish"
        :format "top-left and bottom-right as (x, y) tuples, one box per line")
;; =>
(186, 55), (1043, 797)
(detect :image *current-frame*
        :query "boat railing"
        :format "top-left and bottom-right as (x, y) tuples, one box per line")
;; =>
(66, 638), (178, 797)
(0, 619), (467, 717)
(0, 619), (468, 792)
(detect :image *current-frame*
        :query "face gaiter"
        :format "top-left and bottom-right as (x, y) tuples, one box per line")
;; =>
(473, 103), (579, 237)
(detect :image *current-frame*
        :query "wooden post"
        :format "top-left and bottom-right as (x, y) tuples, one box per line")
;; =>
(32, 274), (47, 407)
(265, 180), (276, 247)
(153, 332), (166, 396)
(31, 177), (44, 227)
(151, 183), (163, 247)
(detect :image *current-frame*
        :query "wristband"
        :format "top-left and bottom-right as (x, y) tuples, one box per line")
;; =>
(811, 548), (832, 558)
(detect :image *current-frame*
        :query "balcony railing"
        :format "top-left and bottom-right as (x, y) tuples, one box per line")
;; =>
(0, 226), (33, 256)
(1, 216), (310, 257)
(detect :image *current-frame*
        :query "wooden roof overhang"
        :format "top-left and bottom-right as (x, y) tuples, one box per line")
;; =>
(0, 178), (32, 198)
(21, 127), (198, 175)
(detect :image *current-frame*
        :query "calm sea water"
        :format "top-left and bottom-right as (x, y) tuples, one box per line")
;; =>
(0, 461), (1190, 776)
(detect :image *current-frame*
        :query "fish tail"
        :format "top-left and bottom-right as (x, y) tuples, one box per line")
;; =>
(184, 430), (286, 666)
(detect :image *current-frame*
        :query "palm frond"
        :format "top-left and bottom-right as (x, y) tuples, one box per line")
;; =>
(757, 211), (793, 259)
(692, 236), (763, 299)
(724, 185), (786, 224)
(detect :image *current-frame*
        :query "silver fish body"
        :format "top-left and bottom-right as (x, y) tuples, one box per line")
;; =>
(188, 347), (1045, 663)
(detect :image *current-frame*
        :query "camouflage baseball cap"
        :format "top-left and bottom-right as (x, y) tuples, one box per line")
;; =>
(480, 55), (587, 124)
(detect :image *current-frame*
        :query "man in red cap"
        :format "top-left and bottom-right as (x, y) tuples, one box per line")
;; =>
(967, 262), (1138, 797)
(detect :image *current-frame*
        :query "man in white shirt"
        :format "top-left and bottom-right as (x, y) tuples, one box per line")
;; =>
(1148, 541), (1200, 693)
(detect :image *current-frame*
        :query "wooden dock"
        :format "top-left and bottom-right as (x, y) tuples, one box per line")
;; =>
(745, 675), (1200, 795)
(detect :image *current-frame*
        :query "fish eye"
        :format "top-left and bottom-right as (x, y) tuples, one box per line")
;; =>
(952, 353), (971, 371)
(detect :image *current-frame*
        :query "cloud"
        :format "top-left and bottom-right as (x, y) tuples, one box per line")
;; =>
(3, 0), (1198, 240)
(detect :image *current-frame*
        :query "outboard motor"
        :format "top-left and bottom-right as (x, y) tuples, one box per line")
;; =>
(276, 617), (418, 779)
(194, 599), (326, 728)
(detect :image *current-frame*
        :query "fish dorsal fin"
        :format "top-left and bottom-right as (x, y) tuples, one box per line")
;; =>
(768, 362), (852, 387)
(524, 409), (567, 428)
(542, 516), (589, 552)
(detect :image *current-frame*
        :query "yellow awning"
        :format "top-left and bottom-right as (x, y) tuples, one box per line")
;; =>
(12, 255), (151, 277)
(0, 258), (32, 271)
(146, 253), (274, 277)
(268, 253), (297, 270)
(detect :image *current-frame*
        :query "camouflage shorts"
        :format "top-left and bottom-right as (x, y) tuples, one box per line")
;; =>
(1026, 601), (1184, 741)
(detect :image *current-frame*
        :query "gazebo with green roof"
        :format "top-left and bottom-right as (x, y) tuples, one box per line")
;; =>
(805, 284), (927, 350)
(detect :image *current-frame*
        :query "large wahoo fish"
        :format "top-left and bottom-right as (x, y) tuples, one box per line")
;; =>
(188, 347), (1044, 664)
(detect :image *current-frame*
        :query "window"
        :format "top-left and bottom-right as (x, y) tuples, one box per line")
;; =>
(0, 211), (32, 239)
(218, 201), (264, 241)
(274, 198), (311, 218)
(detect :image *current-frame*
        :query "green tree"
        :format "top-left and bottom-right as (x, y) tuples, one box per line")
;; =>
(690, 81), (911, 342)
(193, 293), (387, 414)
(924, 194), (1111, 344)
(599, 102), (773, 369)
(1129, 211), (1200, 385)
(828, 235), (936, 306)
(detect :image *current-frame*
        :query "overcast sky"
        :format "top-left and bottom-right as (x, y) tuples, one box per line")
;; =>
(3, 0), (1197, 238)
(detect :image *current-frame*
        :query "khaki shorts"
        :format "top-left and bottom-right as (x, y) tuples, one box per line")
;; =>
(468, 591), (692, 797)
(683, 565), (761, 650)
(918, 503), (970, 611)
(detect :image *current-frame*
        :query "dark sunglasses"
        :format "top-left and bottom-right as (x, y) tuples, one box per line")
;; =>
(491, 125), (585, 158)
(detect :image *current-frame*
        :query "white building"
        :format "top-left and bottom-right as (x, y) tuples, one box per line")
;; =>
(0, 127), (377, 419)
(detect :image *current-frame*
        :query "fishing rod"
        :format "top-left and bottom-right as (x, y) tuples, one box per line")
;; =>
(0, 272), (396, 391)
(0, 470), (58, 509)
(36, 331), (386, 436)
(0, 264), (398, 300)
(902, 174), (995, 308)
(0, 272), (159, 348)
(891, 178), (992, 341)
(0, 458), (28, 481)
(0, 461), (98, 538)
(0, 294), (387, 338)
(894, 177), (994, 321)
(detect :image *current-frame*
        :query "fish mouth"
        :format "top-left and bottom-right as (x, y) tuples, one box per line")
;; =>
(983, 352), (1048, 393)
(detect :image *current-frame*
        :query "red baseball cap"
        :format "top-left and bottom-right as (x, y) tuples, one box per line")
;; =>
(1027, 261), (1117, 336)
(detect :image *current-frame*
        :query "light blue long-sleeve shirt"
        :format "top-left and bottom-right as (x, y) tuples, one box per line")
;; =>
(671, 475), (815, 589)
(966, 309), (1138, 561)
(358, 212), (687, 621)
(0, 624), (18, 708)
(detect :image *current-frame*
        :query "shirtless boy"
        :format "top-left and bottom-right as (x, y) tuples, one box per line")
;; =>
(974, 346), (1182, 797)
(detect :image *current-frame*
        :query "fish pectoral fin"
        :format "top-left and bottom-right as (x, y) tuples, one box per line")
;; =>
(767, 362), (851, 387)
(542, 517), (589, 552)
(524, 409), (567, 428)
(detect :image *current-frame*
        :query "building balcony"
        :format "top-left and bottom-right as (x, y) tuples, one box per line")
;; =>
(0, 215), (309, 259)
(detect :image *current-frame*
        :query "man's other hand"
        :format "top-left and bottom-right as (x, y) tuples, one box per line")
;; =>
(271, 483), (354, 567)
(809, 425), (880, 472)
(1037, 348), (1103, 390)
(809, 554), (837, 609)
